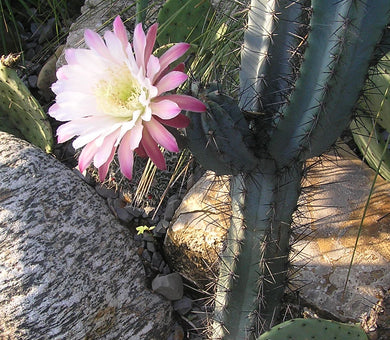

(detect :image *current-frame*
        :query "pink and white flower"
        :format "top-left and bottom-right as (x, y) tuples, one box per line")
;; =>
(49, 16), (206, 180)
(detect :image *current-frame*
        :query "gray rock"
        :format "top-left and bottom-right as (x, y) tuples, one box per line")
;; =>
(173, 297), (193, 316)
(95, 184), (118, 198)
(146, 241), (156, 253)
(163, 195), (182, 222)
(152, 273), (183, 301)
(126, 205), (144, 218)
(0, 132), (173, 339)
(27, 75), (38, 88)
(151, 252), (163, 270)
(142, 249), (152, 263)
(56, 0), (137, 69)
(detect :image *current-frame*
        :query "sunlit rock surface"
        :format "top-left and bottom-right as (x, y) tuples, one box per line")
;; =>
(292, 144), (390, 321)
(164, 172), (230, 289)
(0, 132), (173, 339)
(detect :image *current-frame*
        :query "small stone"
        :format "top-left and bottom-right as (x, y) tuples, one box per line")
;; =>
(154, 220), (169, 236)
(162, 264), (171, 275)
(146, 241), (156, 253)
(38, 18), (55, 44)
(27, 75), (38, 88)
(151, 252), (163, 270)
(95, 185), (118, 198)
(142, 233), (154, 242)
(37, 45), (65, 100)
(125, 206), (143, 218)
(116, 206), (133, 223)
(158, 260), (166, 273)
(173, 296), (193, 315)
(152, 273), (183, 301)
(164, 195), (181, 221)
(171, 324), (184, 340)
(142, 249), (152, 262)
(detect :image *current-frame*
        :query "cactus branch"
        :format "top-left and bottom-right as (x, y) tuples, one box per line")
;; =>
(269, 0), (390, 167)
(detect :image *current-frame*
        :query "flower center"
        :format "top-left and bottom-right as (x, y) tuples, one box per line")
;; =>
(95, 65), (148, 120)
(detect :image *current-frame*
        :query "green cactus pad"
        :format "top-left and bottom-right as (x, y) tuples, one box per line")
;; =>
(258, 318), (368, 340)
(157, 0), (214, 46)
(0, 60), (53, 153)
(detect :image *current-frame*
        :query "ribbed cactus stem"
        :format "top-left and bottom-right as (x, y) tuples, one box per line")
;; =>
(269, 0), (390, 167)
(212, 163), (302, 339)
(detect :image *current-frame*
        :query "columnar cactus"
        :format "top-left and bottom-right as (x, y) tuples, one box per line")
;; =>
(184, 0), (390, 339)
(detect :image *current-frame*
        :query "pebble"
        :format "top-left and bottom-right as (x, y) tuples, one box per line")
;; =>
(151, 252), (163, 270)
(164, 195), (182, 221)
(173, 296), (193, 316)
(141, 249), (152, 263)
(95, 185), (118, 198)
(167, 324), (185, 340)
(125, 205), (143, 218)
(152, 273), (183, 301)
(154, 219), (169, 237)
(115, 204), (134, 224)
(146, 241), (156, 253)
(27, 75), (38, 88)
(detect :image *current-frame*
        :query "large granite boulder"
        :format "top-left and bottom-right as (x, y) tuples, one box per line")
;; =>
(165, 144), (390, 322)
(0, 132), (173, 339)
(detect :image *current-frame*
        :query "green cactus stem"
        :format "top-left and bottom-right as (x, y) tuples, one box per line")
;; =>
(269, 1), (390, 167)
(257, 318), (368, 340)
(0, 57), (53, 153)
(212, 165), (302, 339)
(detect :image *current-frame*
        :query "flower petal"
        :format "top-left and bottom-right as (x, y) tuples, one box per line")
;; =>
(146, 55), (160, 80)
(156, 71), (188, 95)
(113, 16), (128, 48)
(155, 114), (190, 128)
(154, 43), (190, 81)
(133, 23), (146, 70)
(78, 141), (99, 173)
(144, 117), (179, 152)
(141, 128), (166, 169)
(93, 130), (120, 167)
(118, 131), (135, 180)
(150, 99), (181, 119)
(155, 94), (206, 112)
(145, 23), (158, 67)
(172, 62), (185, 73)
(98, 146), (116, 181)
(104, 31), (127, 63)
(135, 144), (147, 157)
(84, 29), (112, 60)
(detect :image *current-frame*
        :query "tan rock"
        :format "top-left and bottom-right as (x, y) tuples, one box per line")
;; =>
(165, 144), (390, 321)
(37, 45), (64, 99)
(164, 172), (231, 288)
(292, 145), (390, 322)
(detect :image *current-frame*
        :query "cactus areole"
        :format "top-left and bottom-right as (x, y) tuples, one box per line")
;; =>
(185, 0), (390, 339)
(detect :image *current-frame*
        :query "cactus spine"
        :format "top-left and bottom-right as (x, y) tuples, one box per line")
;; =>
(184, 0), (390, 339)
